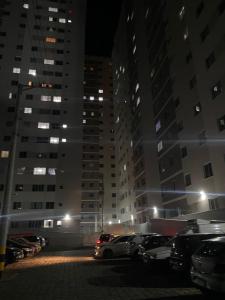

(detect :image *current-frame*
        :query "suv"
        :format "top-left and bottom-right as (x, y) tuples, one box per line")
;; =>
(139, 235), (172, 259)
(191, 236), (225, 295)
(170, 233), (225, 273)
(96, 234), (116, 245)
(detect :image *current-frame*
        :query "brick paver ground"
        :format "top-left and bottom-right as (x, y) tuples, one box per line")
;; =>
(0, 249), (203, 300)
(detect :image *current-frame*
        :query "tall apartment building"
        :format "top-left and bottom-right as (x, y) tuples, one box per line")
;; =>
(80, 56), (117, 233)
(113, 0), (225, 224)
(0, 0), (86, 234)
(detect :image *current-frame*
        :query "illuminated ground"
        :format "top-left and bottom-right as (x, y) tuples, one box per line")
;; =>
(0, 249), (203, 300)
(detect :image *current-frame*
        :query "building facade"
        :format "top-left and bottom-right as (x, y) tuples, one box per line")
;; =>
(0, 0), (86, 234)
(80, 56), (117, 233)
(113, 0), (225, 223)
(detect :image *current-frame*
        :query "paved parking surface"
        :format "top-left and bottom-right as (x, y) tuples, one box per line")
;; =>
(0, 249), (203, 300)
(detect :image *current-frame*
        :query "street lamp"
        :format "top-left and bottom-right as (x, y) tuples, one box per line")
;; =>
(200, 190), (207, 201)
(0, 83), (40, 278)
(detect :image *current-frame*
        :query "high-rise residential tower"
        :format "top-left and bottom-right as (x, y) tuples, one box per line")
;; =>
(0, 0), (86, 235)
(113, 0), (225, 223)
(80, 56), (117, 233)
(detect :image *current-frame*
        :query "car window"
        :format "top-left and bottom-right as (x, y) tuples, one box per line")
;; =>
(113, 236), (131, 243)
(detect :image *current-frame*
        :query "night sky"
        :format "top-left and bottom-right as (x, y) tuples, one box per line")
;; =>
(85, 0), (123, 57)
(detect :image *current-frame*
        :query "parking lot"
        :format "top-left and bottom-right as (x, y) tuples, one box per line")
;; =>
(0, 248), (203, 300)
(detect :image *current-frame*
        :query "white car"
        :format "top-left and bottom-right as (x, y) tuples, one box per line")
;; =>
(142, 237), (174, 264)
(94, 235), (134, 259)
(191, 236), (225, 295)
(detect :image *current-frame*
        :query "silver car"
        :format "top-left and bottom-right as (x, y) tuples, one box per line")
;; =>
(94, 235), (133, 259)
(191, 236), (225, 295)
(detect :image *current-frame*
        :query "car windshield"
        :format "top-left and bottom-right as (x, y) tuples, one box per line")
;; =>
(112, 236), (131, 243)
(196, 242), (225, 257)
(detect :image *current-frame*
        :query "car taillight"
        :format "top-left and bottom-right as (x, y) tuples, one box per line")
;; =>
(214, 264), (225, 274)
(96, 239), (101, 244)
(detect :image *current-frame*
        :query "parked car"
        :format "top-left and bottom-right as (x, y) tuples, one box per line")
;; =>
(126, 233), (158, 259)
(22, 235), (46, 248)
(96, 234), (116, 246)
(170, 233), (225, 273)
(191, 236), (225, 295)
(7, 239), (34, 257)
(12, 237), (41, 253)
(5, 246), (24, 264)
(142, 237), (174, 264)
(138, 235), (172, 259)
(94, 235), (134, 258)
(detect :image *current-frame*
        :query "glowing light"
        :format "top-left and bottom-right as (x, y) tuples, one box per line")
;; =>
(131, 214), (134, 221)
(64, 214), (71, 221)
(108, 221), (112, 225)
(153, 206), (158, 214)
(200, 190), (207, 200)
(118, 219), (121, 224)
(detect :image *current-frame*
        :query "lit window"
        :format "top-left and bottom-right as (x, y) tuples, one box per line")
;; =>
(38, 122), (50, 129)
(49, 17), (53, 22)
(68, 19), (72, 23)
(91, 112), (95, 116)
(135, 83), (139, 93)
(83, 96), (87, 99)
(57, 220), (62, 226)
(0, 150), (9, 158)
(24, 107), (32, 114)
(83, 119), (86, 124)
(48, 168), (56, 175)
(13, 68), (21, 74)
(98, 89), (103, 93)
(127, 14), (130, 22)
(194, 103), (201, 115)
(157, 141), (163, 152)
(62, 124), (67, 129)
(44, 220), (53, 228)
(50, 137), (59, 144)
(59, 18), (66, 23)
(130, 140), (133, 148)
(99, 97), (103, 101)
(48, 7), (58, 12)
(179, 6), (185, 20)
(123, 164), (127, 171)
(150, 69), (155, 78)
(41, 95), (51, 102)
(122, 67), (125, 73)
(136, 97), (140, 106)
(145, 8), (149, 19)
(46, 37), (56, 43)
(33, 167), (46, 175)
(133, 45), (136, 54)
(53, 96), (61, 103)
(44, 59), (54, 65)
(29, 69), (36, 76)
(155, 120), (161, 132)
(8, 93), (13, 99)
(83, 111), (86, 116)
(61, 138), (67, 143)
(89, 96), (94, 101)
(132, 34), (136, 41)
(116, 116), (120, 124)
(23, 3), (29, 9)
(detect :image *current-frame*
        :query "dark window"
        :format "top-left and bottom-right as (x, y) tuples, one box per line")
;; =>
(203, 163), (213, 178)
(199, 131), (206, 145)
(13, 202), (22, 209)
(25, 94), (33, 100)
(200, 25), (210, 42)
(46, 202), (54, 209)
(47, 185), (55, 191)
(19, 152), (27, 158)
(32, 185), (44, 191)
(0, 184), (4, 191)
(30, 202), (43, 209)
(15, 56), (22, 62)
(211, 81), (222, 99)
(112, 203), (116, 208)
(36, 137), (48, 143)
(8, 106), (15, 112)
(185, 174), (192, 186)
(49, 152), (58, 159)
(3, 136), (11, 141)
(181, 147), (187, 158)
(112, 193), (116, 197)
(189, 76), (197, 89)
(21, 136), (29, 142)
(206, 52), (215, 69)
(111, 173), (115, 177)
(209, 198), (220, 210)
(186, 52), (193, 64)
(16, 45), (23, 50)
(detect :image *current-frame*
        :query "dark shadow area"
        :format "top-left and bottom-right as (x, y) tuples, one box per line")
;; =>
(137, 296), (204, 300)
(89, 259), (194, 289)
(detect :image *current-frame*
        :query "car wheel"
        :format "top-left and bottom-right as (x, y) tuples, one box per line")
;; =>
(103, 249), (113, 259)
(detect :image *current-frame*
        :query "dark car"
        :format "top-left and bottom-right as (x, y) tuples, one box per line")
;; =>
(139, 235), (172, 256)
(22, 235), (46, 248)
(170, 233), (225, 273)
(7, 239), (34, 257)
(5, 246), (24, 264)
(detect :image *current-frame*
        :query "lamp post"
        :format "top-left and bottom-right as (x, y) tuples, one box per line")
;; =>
(0, 84), (37, 278)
